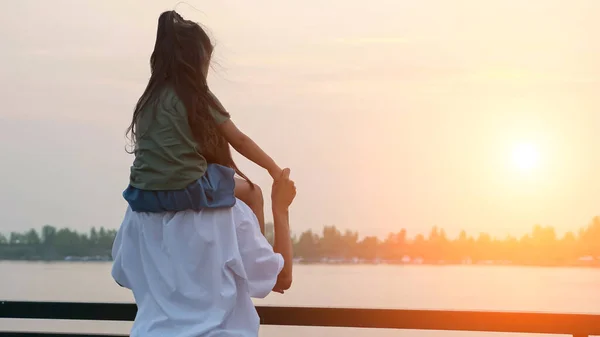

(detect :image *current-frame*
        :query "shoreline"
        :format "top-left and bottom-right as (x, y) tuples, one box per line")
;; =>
(1, 259), (598, 269)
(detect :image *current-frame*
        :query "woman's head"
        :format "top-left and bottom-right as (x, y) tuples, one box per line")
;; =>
(127, 10), (252, 185)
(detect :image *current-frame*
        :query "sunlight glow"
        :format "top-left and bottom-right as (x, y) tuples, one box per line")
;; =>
(512, 143), (540, 172)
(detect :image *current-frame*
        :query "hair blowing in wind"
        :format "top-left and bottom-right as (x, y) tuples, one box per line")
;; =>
(126, 10), (252, 185)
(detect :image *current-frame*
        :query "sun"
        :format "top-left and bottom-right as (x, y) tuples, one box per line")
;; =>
(511, 143), (540, 172)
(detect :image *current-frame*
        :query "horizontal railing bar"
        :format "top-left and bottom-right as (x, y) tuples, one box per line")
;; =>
(0, 333), (126, 337)
(0, 302), (135, 322)
(1, 301), (599, 335)
(258, 306), (598, 335)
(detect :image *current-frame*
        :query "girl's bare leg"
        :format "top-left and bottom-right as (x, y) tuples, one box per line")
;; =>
(234, 178), (266, 235)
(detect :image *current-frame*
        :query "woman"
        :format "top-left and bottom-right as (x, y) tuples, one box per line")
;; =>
(111, 168), (295, 337)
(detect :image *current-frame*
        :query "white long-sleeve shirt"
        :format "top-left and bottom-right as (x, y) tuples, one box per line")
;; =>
(111, 200), (284, 337)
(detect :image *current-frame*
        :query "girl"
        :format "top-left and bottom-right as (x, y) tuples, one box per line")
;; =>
(123, 10), (281, 234)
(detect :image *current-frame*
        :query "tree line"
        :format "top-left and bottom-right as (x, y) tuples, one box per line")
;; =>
(0, 225), (116, 261)
(1, 217), (599, 266)
(266, 217), (600, 266)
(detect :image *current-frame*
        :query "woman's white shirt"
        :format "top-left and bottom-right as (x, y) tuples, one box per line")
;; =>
(111, 200), (284, 337)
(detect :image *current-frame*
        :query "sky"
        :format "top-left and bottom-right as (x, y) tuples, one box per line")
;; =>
(0, 0), (599, 239)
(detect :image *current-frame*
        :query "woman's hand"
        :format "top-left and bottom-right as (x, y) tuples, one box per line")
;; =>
(271, 168), (296, 211)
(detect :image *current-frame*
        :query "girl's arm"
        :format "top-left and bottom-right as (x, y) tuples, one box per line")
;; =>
(218, 120), (282, 179)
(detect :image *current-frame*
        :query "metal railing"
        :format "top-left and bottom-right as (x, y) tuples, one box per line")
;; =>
(1, 301), (599, 337)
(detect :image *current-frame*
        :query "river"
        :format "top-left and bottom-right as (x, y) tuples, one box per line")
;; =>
(1, 262), (599, 336)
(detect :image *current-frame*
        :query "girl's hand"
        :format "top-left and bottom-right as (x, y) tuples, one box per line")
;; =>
(269, 166), (283, 180)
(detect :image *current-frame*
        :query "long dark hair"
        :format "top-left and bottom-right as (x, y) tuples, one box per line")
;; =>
(126, 10), (252, 185)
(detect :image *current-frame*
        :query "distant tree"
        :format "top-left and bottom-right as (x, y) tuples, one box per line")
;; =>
(54, 228), (83, 256)
(341, 230), (359, 259)
(357, 236), (379, 260)
(9, 232), (24, 245)
(426, 226), (449, 261)
(42, 225), (57, 246)
(295, 230), (320, 260)
(24, 229), (41, 245)
(452, 230), (472, 262)
(320, 226), (343, 259)
(474, 232), (492, 261)
(381, 229), (407, 261)
(560, 231), (577, 259)
(411, 234), (426, 260)
(581, 217), (600, 257)
(89, 227), (99, 246)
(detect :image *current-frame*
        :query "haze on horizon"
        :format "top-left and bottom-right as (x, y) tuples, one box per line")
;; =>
(0, 0), (599, 239)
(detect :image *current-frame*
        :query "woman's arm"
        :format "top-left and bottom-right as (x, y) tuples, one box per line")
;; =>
(271, 169), (295, 292)
(218, 120), (282, 179)
(233, 169), (295, 297)
(271, 208), (292, 292)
